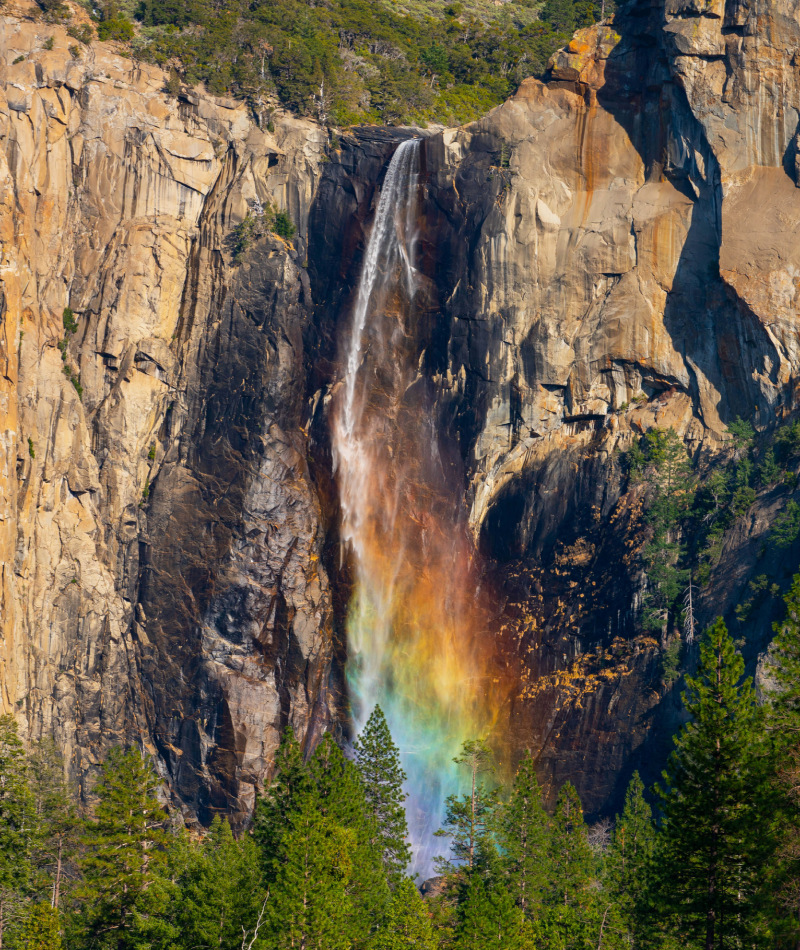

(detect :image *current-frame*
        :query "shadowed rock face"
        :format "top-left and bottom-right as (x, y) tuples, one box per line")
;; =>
(2, 0), (800, 822)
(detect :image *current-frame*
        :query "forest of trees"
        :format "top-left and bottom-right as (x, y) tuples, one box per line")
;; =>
(2, 584), (800, 949)
(35, 0), (611, 126)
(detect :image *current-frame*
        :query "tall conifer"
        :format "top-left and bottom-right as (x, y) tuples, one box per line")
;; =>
(175, 816), (267, 950)
(78, 747), (176, 949)
(374, 878), (438, 950)
(765, 573), (800, 939)
(544, 782), (596, 947)
(353, 706), (411, 885)
(435, 739), (500, 878)
(453, 875), (527, 950)
(266, 771), (354, 950)
(604, 771), (655, 945)
(655, 618), (772, 949)
(0, 715), (35, 948)
(310, 733), (390, 946)
(495, 753), (549, 918)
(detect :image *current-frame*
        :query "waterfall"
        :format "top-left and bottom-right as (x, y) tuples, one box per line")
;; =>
(331, 138), (502, 878)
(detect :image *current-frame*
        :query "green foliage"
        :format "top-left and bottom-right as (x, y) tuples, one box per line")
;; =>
(43, 36), (55, 50)
(630, 427), (694, 634)
(273, 210), (296, 240)
(265, 764), (354, 950)
(78, 747), (176, 949)
(62, 307), (77, 335)
(772, 499), (800, 550)
(67, 23), (94, 44)
(353, 706), (411, 886)
(36, 0), (68, 15)
(0, 715), (36, 945)
(495, 752), (549, 917)
(604, 772), (654, 943)
(27, 437), (34, 459)
(434, 739), (501, 877)
(309, 733), (391, 943)
(28, 740), (82, 910)
(59, 308), (83, 400)
(147, 443), (156, 460)
(17, 902), (62, 949)
(654, 619), (774, 948)
(231, 212), (259, 264)
(759, 446), (782, 486)
(130, 0), (605, 127)
(96, 15), (134, 41)
(374, 877), (438, 950)
(660, 635), (682, 685)
(453, 875), (527, 950)
(172, 817), (267, 950)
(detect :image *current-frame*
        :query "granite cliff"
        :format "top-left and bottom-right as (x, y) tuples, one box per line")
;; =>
(2, 0), (800, 820)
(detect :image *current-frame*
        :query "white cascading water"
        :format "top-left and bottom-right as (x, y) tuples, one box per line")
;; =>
(331, 138), (506, 878)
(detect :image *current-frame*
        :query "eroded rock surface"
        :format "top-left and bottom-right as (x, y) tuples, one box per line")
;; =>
(3, 0), (800, 821)
(0, 6), (331, 816)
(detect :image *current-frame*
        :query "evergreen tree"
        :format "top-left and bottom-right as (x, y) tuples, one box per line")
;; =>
(309, 733), (390, 946)
(353, 706), (411, 885)
(174, 816), (267, 950)
(435, 739), (500, 878)
(495, 753), (549, 918)
(543, 782), (597, 949)
(0, 714), (35, 948)
(28, 740), (81, 910)
(654, 618), (773, 950)
(266, 771), (354, 950)
(604, 772), (655, 946)
(453, 875), (527, 950)
(77, 746), (176, 949)
(253, 727), (315, 881)
(373, 878), (438, 950)
(766, 574), (800, 939)
(17, 902), (62, 950)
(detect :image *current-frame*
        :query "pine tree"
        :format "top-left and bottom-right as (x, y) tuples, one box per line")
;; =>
(174, 816), (267, 950)
(0, 714), (36, 948)
(542, 782), (597, 950)
(353, 706), (411, 885)
(495, 753), (549, 918)
(253, 727), (315, 881)
(453, 875), (527, 950)
(16, 902), (62, 950)
(266, 771), (354, 950)
(309, 733), (390, 946)
(765, 573), (800, 938)
(373, 878), (438, 950)
(604, 772), (655, 945)
(435, 739), (501, 879)
(28, 740), (81, 910)
(78, 746), (176, 949)
(654, 618), (773, 950)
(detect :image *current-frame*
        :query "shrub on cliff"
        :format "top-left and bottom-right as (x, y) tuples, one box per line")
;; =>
(130, 0), (605, 127)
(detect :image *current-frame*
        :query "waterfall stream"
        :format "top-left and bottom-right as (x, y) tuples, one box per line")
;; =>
(331, 139), (502, 877)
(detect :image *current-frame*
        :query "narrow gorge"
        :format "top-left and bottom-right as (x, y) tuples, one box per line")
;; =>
(2, 0), (800, 862)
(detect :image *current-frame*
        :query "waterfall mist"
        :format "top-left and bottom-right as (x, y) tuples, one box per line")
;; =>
(331, 139), (508, 878)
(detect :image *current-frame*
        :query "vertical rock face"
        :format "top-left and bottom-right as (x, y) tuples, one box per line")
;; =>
(0, 10), (332, 817)
(308, 0), (800, 811)
(418, 0), (800, 807)
(2, 0), (800, 822)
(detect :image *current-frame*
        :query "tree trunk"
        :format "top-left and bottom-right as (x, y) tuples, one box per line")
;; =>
(52, 833), (63, 909)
